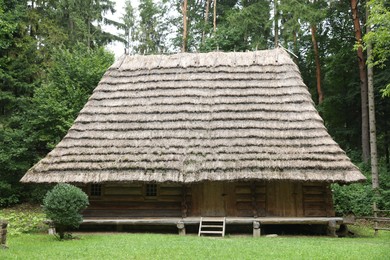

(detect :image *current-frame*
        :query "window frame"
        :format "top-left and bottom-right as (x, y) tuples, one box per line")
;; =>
(145, 183), (158, 199)
(89, 183), (103, 198)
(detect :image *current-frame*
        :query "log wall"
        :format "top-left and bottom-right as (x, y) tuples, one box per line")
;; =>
(80, 181), (334, 218)
(81, 183), (189, 218)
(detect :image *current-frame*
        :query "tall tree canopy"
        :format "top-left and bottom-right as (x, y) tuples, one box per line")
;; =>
(0, 0), (389, 211)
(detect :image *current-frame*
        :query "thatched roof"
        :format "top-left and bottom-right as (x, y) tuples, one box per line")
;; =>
(21, 48), (365, 184)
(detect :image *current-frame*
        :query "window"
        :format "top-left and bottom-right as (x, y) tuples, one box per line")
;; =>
(90, 184), (102, 196)
(146, 184), (157, 197)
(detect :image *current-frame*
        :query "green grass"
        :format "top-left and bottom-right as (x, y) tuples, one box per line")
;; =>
(1, 227), (389, 260)
(1, 206), (389, 259)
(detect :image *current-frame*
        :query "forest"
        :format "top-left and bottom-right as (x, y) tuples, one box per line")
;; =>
(0, 0), (389, 215)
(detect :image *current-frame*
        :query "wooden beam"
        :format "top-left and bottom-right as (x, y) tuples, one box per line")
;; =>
(81, 217), (344, 226)
(251, 182), (258, 218)
(181, 185), (188, 218)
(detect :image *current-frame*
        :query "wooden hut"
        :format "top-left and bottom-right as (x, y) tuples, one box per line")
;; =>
(21, 48), (365, 236)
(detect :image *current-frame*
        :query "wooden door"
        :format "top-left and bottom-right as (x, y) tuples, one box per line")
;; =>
(266, 181), (303, 217)
(201, 182), (226, 216)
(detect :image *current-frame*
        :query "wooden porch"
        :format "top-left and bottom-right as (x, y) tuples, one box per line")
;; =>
(81, 217), (344, 237)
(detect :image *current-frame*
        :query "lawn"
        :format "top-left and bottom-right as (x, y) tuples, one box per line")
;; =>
(1, 227), (389, 260)
(1, 206), (389, 259)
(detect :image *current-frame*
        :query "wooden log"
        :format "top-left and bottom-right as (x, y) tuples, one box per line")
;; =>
(181, 185), (188, 218)
(251, 182), (258, 218)
(327, 220), (337, 237)
(0, 220), (8, 249)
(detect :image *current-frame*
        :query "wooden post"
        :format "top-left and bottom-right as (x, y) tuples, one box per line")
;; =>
(327, 220), (337, 237)
(181, 185), (188, 218)
(45, 220), (56, 235)
(373, 202), (378, 236)
(1, 220), (8, 249)
(253, 221), (261, 237)
(177, 221), (186, 236)
(251, 182), (258, 218)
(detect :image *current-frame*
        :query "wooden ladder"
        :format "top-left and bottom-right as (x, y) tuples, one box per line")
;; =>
(198, 217), (226, 237)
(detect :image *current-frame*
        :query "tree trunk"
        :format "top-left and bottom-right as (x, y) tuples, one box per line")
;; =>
(274, 0), (279, 47)
(292, 30), (298, 64)
(310, 24), (324, 104)
(366, 6), (379, 190)
(213, 0), (217, 33)
(182, 0), (188, 52)
(202, 0), (211, 44)
(351, 0), (370, 163)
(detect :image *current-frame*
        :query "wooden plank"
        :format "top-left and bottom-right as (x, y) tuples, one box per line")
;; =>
(190, 183), (202, 216)
(237, 202), (253, 210)
(302, 185), (325, 195)
(104, 183), (142, 188)
(266, 181), (276, 216)
(98, 195), (144, 202)
(202, 182), (225, 216)
(324, 184), (335, 217)
(294, 182), (304, 217)
(235, 185), (251, 194)
(158, 195), (182, 202)
(236, 194), (252, 202)
(255, 185), (266, 194)
(303, 194), (326, 201)
(83, 209), (181, 218)
(104, 187), (142, 195)
(224, 182), (236, 216)
(88, 201), (181, 210)
(159, 187), (182, 196)
(236, 209), (253, 217)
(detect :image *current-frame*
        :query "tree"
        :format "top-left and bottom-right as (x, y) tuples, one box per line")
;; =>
(364, 0), (390, 96)
(43, 184), (89, 239)
(135, 0), (169, 54)
(122, 0), (136, 53)
(351, 0), (370, 163)
(0, 0), (41, 119)
(0, 44), (113, 205)
(202, 0), (271, 52)
(366, 4), (379, 190)
(182, 0), (188, 52)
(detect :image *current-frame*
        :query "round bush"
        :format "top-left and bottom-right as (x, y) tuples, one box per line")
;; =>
(43, 183), (89, 239)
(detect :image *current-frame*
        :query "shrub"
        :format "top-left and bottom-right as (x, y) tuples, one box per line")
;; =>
(332, 161), (390, 216)
(332, 183), (374, 216)
(43, 183), (89, 239)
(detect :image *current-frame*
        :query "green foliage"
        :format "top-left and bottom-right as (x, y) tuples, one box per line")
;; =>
(43, 184), (89, 239)
(202, 1), (271, 52)
(332, 162), (390, 216)
(0, 44), (113, 207)
(0, 205), (47, 235)
(0, 181), (19, 207)
(135, 0), (169, 54)
(332, 182), (374, 216)
(364, 0), (390, 96)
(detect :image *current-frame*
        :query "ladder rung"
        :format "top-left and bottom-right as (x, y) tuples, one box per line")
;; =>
(200, 231), (224, 234)
(202, 218), (225, 222)
(201, 225), (223, 228)
(198, 216), (226, 237)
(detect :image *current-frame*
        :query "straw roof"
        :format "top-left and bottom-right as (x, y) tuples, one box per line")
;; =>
(21, 48), (365, 184)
